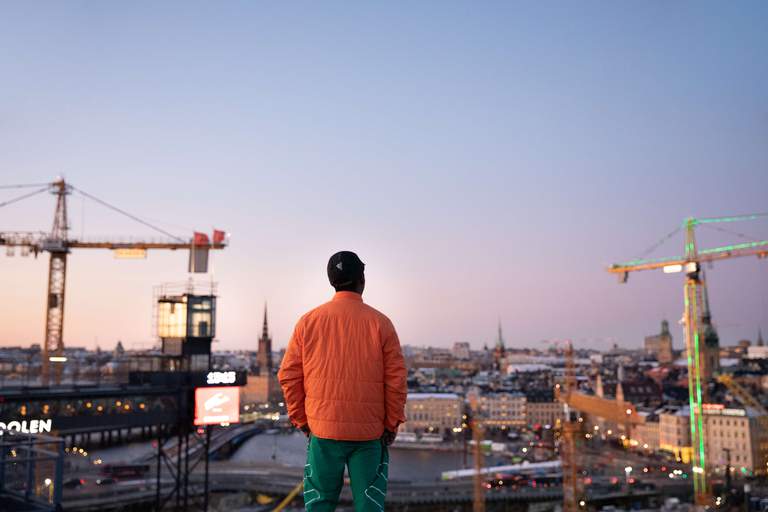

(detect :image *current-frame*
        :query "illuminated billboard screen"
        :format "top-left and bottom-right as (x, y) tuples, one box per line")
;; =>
(194, 386), (240, 426)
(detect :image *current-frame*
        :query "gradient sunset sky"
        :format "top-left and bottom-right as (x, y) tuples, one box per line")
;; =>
(1, 2), (767, 353)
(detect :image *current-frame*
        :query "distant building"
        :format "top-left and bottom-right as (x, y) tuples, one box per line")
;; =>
(747, 330), (768, 359)
(525, 391), (563, 428)
(507, 363), (553, 374)
(452, 342), (471, 360)
(746, 346), (768, 360)
(402, 393), (463, 434)
(659, 407), (692, 463)
(616, 378), (662, 408)
(698, 297), (721, 381)
(632, 414), (660, 452)
(703, 405), (768, 475)
(257, 304), (273, 376)
(407, 347), (453, 369)
(244, 304), (281, 404)
(645, 320), (673, 364)
(478, 392), (526, 428)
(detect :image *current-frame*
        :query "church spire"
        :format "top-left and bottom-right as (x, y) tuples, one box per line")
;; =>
(493, 318), (506, 371)
(257, 301), (273, 375)
(262, 302), (269, 338)
(496, 319), (505, 349)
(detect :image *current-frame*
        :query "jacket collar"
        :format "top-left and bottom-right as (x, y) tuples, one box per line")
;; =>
(332, 291), (363, 302)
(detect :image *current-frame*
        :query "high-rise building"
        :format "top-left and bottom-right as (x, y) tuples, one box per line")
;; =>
(644, 320), (674, 364)
(257, 304), (273, 376)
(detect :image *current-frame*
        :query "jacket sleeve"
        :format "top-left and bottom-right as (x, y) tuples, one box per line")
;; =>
(278, 320), (308, 428)
(382, 319), (407, 431)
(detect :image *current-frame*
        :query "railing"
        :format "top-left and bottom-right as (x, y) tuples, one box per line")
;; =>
(0, 432), (64, 510)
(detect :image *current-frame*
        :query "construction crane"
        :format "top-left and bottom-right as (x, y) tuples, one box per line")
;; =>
(716, 374), (768, 417)
(556, 341), (647, 512)
(607, 214), (768, 507)
(468, 394), (485, 512)
(0, 178), (227, 385)
(557, 341), (581, 512)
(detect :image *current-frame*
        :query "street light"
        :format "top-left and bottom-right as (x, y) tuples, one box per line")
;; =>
(44, 478), (53, 502)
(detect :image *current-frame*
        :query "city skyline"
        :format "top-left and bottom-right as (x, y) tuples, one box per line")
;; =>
(2, 2), (767, 351)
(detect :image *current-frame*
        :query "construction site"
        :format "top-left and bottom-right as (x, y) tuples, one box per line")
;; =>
(1, 177), (766, 512)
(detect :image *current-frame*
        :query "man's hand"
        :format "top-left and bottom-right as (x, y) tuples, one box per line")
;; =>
(300, 424), (311, 437)
(381, 429), (397, 446)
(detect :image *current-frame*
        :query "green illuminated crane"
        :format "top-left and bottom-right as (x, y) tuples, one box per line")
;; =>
(608, 214), (768, 507)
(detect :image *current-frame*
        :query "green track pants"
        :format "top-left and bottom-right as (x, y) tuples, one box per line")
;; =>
(303, 435), (389, 511)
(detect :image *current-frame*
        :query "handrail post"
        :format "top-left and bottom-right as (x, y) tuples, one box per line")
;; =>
(0, 435), (5, 494)
(53, 438), (64, 505)
(25, 435), (35, 501)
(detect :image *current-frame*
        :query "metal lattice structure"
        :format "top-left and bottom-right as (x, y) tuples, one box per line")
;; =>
(468, 394), (485, 512)
(0, 179), (227, 386)
(0, 432), (64, 511)
(608, 214), (768, 507)
(558, 341), (581, 512)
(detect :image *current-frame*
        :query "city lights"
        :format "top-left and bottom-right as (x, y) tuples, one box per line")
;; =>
(0, 6), (765, 511)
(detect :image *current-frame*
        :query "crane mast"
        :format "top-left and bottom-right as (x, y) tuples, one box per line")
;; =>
(0, 178), (228, 386)
(681, 219), (711, 504)
(468, 394), (485, 512)
(556, 341), (647, 511)
(42, 179), (70, 384)
(559, 341), (580, 512)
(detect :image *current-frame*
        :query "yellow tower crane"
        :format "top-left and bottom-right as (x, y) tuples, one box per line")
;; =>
(469, 394), (486, 512)
(556, 341), (647, 511)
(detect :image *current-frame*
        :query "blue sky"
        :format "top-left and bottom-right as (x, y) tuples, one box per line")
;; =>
(1, 2), (767, 352)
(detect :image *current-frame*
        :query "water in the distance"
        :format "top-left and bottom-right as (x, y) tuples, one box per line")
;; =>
(231, 432), (509, 482)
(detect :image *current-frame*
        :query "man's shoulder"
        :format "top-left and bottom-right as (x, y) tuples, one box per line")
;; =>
(301, 300), (394, 329)
(298, 301), (333, 324)
(360, 303), (395, 330)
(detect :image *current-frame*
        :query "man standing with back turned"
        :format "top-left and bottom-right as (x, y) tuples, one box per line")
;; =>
(278, 251), (408, 511)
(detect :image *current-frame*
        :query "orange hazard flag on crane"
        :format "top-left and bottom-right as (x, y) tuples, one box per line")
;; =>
(212, 230), (226, 245)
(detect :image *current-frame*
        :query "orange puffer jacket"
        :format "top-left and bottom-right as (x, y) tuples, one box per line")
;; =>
(278, 291), (408, 441)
